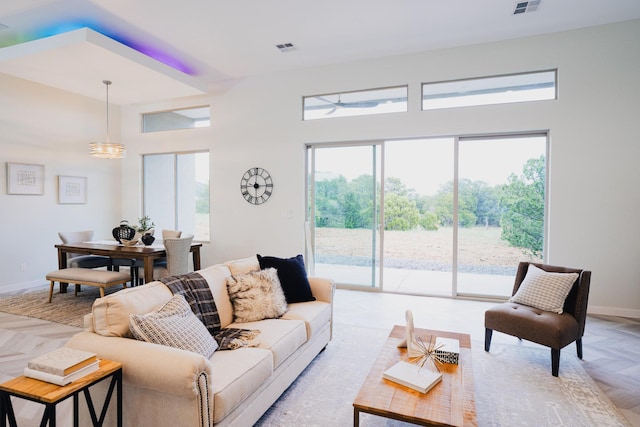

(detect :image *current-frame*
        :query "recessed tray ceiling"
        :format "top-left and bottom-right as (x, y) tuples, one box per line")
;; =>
(0, 28), (206, 105)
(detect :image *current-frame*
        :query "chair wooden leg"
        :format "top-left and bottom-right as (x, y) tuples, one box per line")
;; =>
(576, 339), (583, 359)
(48, 281), (54, 303)
(484, 328), (493, 351)
(100, 287), (105, 298)
(551, 348), (560, 377)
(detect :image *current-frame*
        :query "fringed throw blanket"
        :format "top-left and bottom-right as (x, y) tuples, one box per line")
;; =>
(160, 273), (259, 350)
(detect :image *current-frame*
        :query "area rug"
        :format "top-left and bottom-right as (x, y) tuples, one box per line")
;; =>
(0, 295), (629, 426)
(257, 324), (630, 427)
(0, 286), (122, 328)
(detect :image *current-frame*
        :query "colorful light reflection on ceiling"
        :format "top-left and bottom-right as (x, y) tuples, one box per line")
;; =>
(2, 20), (196, 76)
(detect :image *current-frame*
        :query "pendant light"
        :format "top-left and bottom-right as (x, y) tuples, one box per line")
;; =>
(89, 80), (125, 159)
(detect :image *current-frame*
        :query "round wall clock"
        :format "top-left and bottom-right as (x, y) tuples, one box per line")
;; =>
(240, 167), (273, 205)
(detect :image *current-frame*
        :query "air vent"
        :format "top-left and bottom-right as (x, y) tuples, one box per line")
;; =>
(514, 0), (542, 14)
(275, 43), (296, 53)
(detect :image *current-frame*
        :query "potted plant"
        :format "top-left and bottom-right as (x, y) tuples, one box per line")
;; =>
(136, 215), (156, 245)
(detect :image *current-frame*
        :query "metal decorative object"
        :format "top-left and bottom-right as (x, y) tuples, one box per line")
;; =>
(408, 335), (447, 372)
(112, 220), (136, 243)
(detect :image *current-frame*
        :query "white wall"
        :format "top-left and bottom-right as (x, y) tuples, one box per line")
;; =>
(0, 75), (122, 291)
(2, 20), (639, 316)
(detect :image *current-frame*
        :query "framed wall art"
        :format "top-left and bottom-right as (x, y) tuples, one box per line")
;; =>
(6, 162), (45, 195)
(58, 175), (87, 204)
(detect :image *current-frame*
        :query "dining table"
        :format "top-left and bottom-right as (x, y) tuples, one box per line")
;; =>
(55, 240), (202, 292)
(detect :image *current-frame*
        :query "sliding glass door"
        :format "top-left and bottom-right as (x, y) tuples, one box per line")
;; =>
(307, 133), (547, 298)
(308, 144), (381, 288)
(382, 138), (454, 295)
(456, 135), (545, 297)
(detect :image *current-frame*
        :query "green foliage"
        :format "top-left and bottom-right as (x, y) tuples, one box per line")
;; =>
(312, 157), (545, 255)
(384, 193), (420, 230)
(500, 156), (545, 256)
(136, 215), (155, 233)
(195, 182), (210, 214)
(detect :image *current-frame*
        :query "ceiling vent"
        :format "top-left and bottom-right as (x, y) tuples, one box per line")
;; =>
(276, 43), (296, 53)
(514, 0), (542, 15)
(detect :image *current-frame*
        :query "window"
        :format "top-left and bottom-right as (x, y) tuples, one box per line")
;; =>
(143, 151), (210, 241)
(422, 70), (556, 110)
(303, 86), (407, 120)
(142, 106), (210, 132)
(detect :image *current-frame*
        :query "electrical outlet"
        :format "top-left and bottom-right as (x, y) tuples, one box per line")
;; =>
(19, 262), (27, 272)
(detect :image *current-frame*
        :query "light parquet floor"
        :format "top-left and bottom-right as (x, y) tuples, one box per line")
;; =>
(0, 288), (638, 426)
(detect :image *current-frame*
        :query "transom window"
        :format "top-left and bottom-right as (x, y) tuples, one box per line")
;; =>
(142, 106), (210, 133)
(303, 86), (408, 120)
(422, 70), (556, 110)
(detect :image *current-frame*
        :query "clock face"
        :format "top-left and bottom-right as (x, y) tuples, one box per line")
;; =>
(240, 167), (273, 205)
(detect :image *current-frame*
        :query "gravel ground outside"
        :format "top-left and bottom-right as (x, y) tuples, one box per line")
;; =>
(315, 226), (542, 275)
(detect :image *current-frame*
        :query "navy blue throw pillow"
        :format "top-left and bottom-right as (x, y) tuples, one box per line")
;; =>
(257, 254), (316, 303)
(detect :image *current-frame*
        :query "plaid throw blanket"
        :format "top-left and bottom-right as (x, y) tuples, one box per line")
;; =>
(160, 273), (259, 350)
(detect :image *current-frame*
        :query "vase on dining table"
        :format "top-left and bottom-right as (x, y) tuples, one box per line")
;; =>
(141, 233), (155, 246)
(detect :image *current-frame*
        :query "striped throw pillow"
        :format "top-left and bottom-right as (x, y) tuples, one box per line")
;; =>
(130, 294), (218, 357)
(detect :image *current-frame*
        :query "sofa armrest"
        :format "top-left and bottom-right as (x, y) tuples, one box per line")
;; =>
(65, 331), (211, 398)
(308, 276), (335, 304)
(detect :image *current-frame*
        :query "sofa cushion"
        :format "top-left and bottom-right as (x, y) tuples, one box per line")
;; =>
(129, 294), (218, 358)
(230, 318), (307, 368)
(92, 281), (173, 337)
(224, 256), (260, 276)
(509, 264), (579, 314)
(197, 264), (234, 328)
(210, 347), (273, 424)
(282, 300), (332, 340)
(227, 268), (288, 323)
(257, 254), (315, 303)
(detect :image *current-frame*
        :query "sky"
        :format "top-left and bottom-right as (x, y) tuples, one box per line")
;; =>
(314, 136), (546, 196)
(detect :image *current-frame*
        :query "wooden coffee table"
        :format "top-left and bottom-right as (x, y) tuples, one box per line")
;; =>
(353, 325), (476, 426)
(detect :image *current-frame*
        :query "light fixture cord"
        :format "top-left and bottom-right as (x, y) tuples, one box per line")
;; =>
(104, 80), (111, 143)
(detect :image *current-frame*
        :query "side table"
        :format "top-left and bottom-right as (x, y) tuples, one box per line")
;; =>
(0, 359), (122, 427)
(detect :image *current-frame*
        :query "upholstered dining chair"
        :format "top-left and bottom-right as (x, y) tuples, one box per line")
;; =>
(58, 230), (111, 269)
(162, 229), (182, 239)
(122, 230), (184, 284)
(151, 230), (182, 269)
(484, 262), (591, 377)
(136, 235), (194, 281)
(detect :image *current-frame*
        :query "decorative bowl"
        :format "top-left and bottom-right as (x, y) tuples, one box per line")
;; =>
(121, 232), (142, 246)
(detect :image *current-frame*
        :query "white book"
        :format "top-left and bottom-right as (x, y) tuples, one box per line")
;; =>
(383, 361), (442, 394)
(24, 360), (100, 386)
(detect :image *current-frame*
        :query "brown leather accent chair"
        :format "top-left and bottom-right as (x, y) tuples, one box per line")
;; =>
(484, 262), (591, 376)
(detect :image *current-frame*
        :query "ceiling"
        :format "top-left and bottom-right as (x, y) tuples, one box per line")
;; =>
(1, 0), (639, 105)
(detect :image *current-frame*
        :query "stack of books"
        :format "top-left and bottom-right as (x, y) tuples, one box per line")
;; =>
(24, 347), (99, 386)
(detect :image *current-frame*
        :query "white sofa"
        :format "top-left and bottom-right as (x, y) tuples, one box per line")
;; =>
(65, 256), (335, 427)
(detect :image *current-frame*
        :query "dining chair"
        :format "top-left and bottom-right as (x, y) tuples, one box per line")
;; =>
(151, 235), (194, 280)
(132, 235), (193, 284)
(58, 231), (111, 269)
(152, 230), (182, 269)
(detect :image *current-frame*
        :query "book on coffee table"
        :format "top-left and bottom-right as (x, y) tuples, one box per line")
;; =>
(383, 361), (442, 393)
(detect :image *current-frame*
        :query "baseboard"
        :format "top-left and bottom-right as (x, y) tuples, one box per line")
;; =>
(0, 280), (45, 294)
(588, 305), (640, 319)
